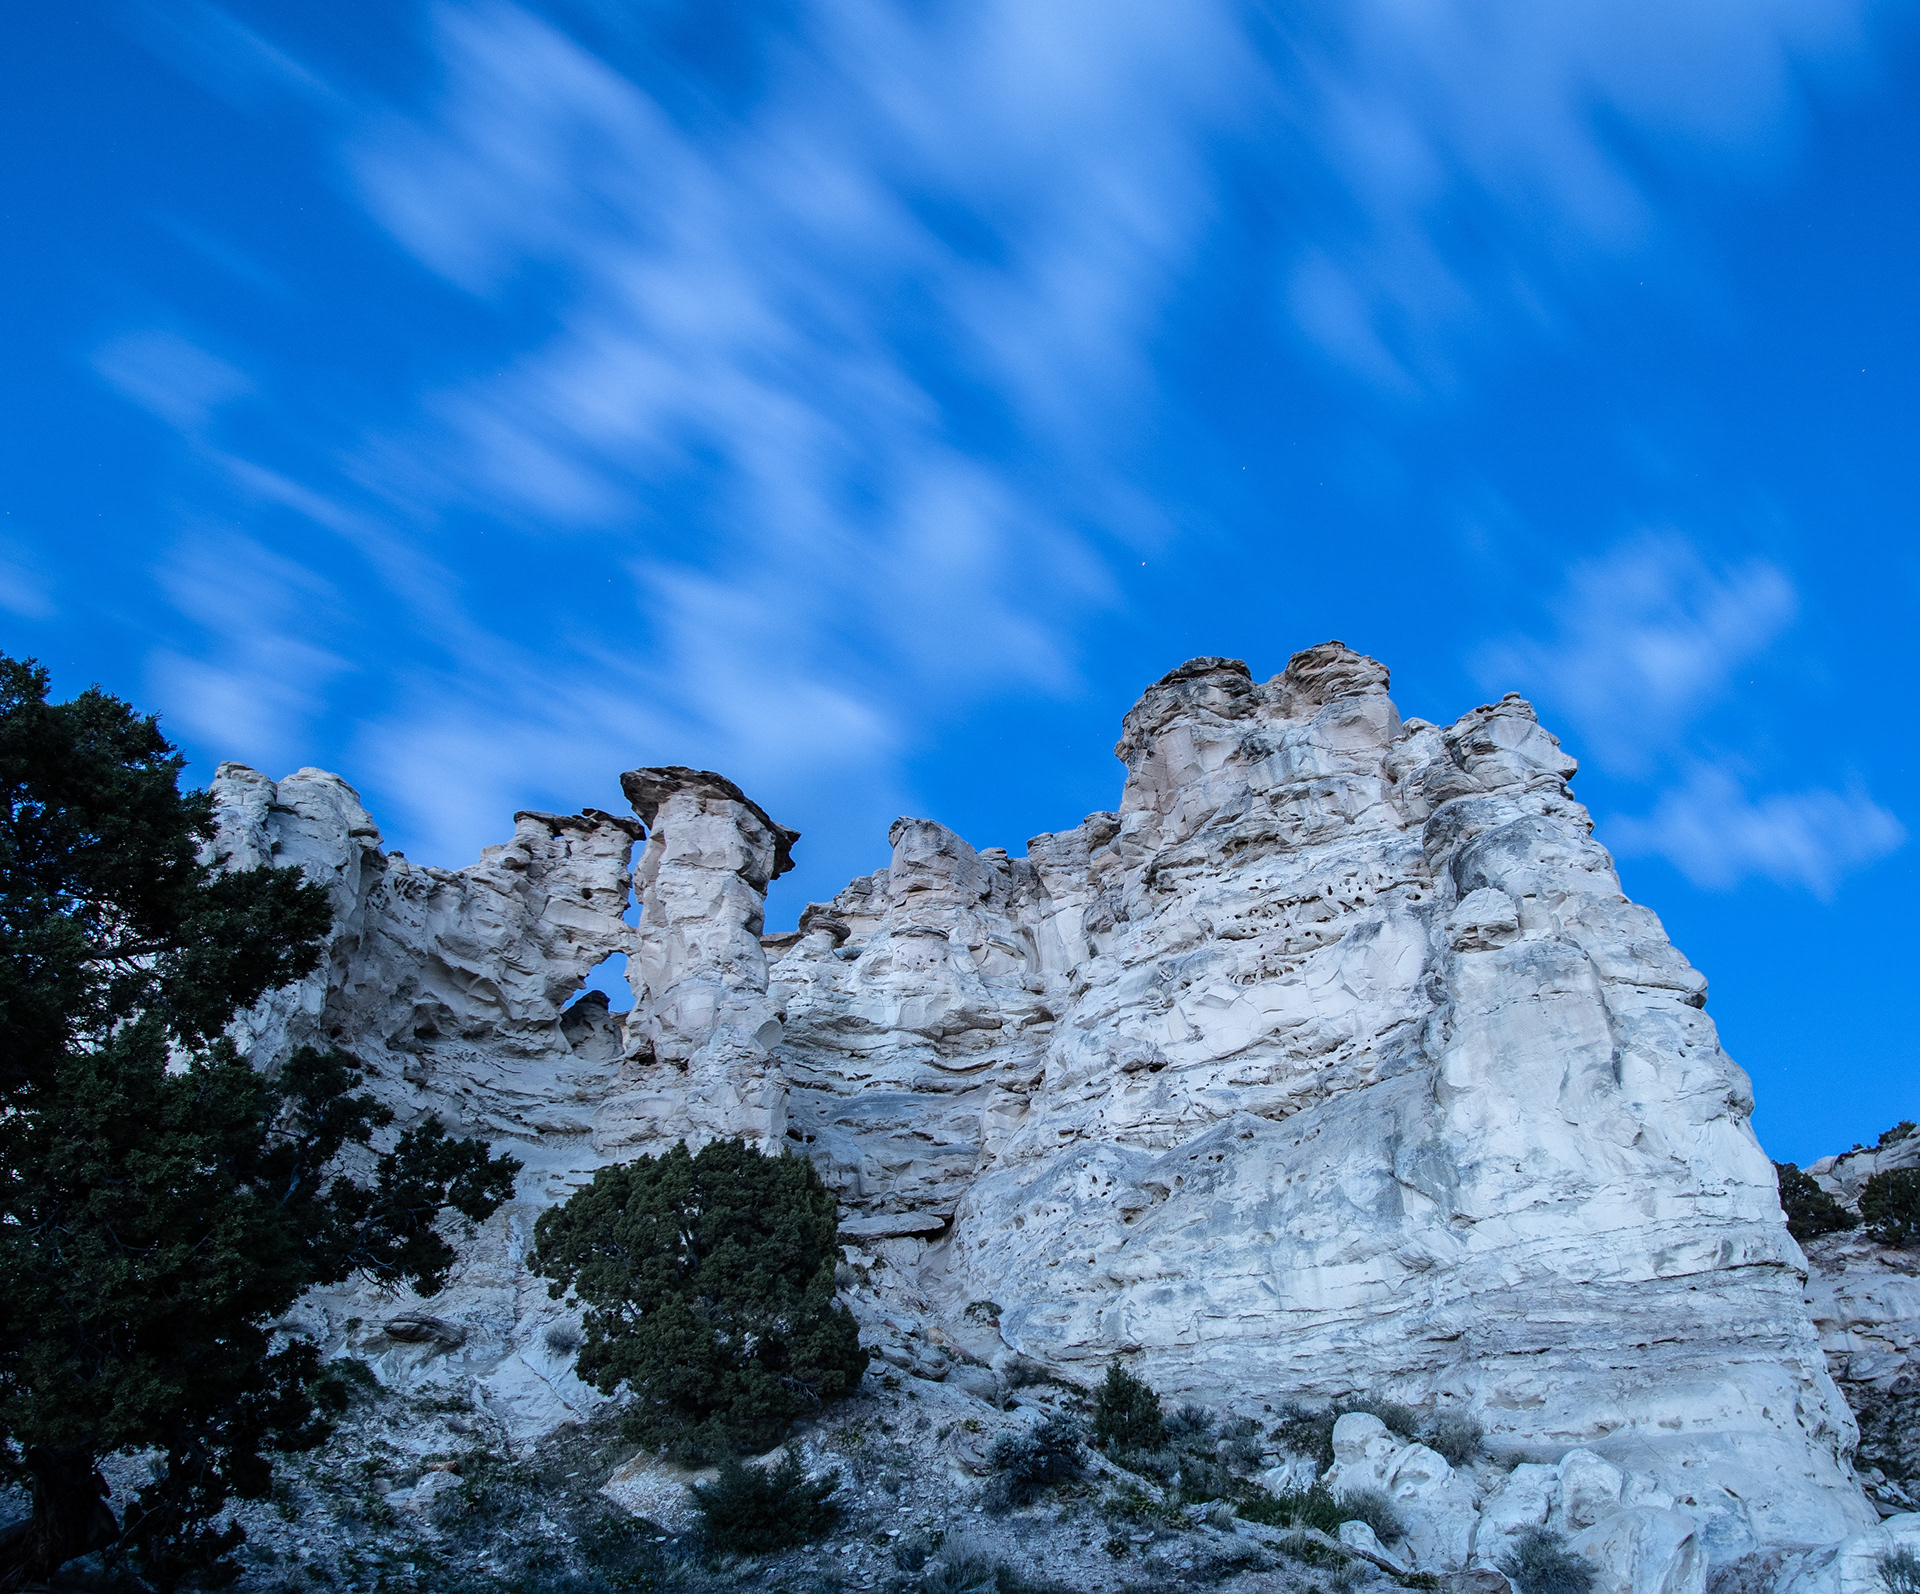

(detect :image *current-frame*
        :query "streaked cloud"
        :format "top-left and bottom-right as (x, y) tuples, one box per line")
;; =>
(1610, 765), (1905, 898)
(1482, 532), (1902, 895)
(92, 330), (252, 435)
(1477, 535), (1797, 777)
(147, 535), (349, 767)
(99, 0), (1902, 896)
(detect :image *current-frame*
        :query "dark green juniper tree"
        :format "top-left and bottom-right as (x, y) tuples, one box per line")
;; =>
(532, 1138), (867, 1462)
(0, 656), (520, 1591)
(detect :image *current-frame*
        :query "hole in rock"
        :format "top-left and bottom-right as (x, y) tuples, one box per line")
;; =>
(567, 952), (634, 1012)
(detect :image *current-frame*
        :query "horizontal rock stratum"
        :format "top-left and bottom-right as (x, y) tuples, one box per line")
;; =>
(211, 642), (1881, 1572)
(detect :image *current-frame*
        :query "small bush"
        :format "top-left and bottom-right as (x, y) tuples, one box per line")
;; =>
(1335, 1486), (1403, 1544)
(984, 1415), (1086, 1510)
(1863, 1169), (1920, 1249)
(1165, 1402), (1217, 1441)
(1343, 1397), (1420, 1440)
(688, 1449), (841, 1555)
(893, 1528), (937, 1572)
(1426, 1411), (1485, 1466)
(1240, 1482), (1344, 1535)
(1269, 1402), (1337, 1467)
(923, 1534), (1004, 1594)
(1171, 1455), (1236, 1505)
(1500, 1525), (1596, 1594)
(1110, 1444), (1179, 1483)
(1217, 1416), (1264, 1471)
(1775, 1162), (1860, 1242)
(1094, 1364), (1166, 1452)
(1266, 1397), (1417, 1468)
(1881, 1547), (1920, 1594)
(1881, 1123), (1918, 1149)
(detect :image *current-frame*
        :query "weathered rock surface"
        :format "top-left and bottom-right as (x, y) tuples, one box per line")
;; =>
(210, 644), (1885, 1579)
(1798, 1134), (1920, 1514)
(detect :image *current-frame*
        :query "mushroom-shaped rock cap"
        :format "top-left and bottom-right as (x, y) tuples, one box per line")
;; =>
(619, 766), (801, 881)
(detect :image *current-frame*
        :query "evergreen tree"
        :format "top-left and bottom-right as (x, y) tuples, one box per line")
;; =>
(531, 1138), (867, 1461)
(0, 656), (520, 1590)
(1774, 1161), (1859, 1242)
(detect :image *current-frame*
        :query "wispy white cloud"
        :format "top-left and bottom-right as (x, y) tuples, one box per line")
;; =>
(1610, 765), (1905, 898)
(1274, 0), (1880, 389)
(1477, 534), (1797, 777)
(116, 0), (1900, 893)
(93, 330), (252, 435)
(0, 539), (55, 619)
(147, 535), (350, 766)
(1481, 531), (1903, 895)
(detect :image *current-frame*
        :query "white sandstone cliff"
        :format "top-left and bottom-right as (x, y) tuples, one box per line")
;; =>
(211, 643), (1883, 1575)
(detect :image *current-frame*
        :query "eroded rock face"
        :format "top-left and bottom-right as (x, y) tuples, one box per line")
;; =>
(211, 646), (1878, 1562)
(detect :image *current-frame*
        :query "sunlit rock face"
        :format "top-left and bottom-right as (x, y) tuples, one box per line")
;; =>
(211, 644), (1875, 1559)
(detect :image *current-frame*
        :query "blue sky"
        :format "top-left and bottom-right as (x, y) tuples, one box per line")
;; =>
(4, 1), (1916, 1164)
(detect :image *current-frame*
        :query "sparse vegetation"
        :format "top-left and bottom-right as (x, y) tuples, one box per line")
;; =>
(1880, 1546), (1920, 1594)
(1164, 1402), (1216, 1441)
(1775, 1161), (1861, 1241)
(1093, 1364), (1166, 1452)
(1426, 1410), (1485, 1466)
(893, 1527), (937, 1572)
(1266, 1396), (1419, 1468)
(1863, 1168), (1920, 1249)
(984, 1414), (1086, 1510)
(688, 1448), (842, 1555)
(1239, 1482), (1344, 1535)
(1333, 1486), (1403, 1544)
(531, 1137), (868, 1462)
(1881, 1123), (1918, 1149)
(1499, 1525), (1596, 1594)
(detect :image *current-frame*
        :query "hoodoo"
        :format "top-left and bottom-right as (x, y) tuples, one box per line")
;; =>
(213, 644), (1894, 1579)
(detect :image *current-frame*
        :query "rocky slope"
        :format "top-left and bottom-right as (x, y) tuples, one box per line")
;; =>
(212, 643), (1896, 1582)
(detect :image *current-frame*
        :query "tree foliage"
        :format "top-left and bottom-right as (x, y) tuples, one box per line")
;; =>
(688, 1450), (842, 1555)
(531, 1138), (867, 1461)
(1863, 1168), (1920, 1249)
(1091, 1364), (1165, 1452)
(0, 655), (520, 1591)
(1774, 1162), (1860, 1243)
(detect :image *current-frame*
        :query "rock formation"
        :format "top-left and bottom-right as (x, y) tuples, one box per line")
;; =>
(212, 643), (1889, 1576)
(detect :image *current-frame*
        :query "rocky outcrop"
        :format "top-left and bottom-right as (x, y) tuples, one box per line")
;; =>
(210, 645), (1883, 1570)
(1799, 1135), (1920, 1514)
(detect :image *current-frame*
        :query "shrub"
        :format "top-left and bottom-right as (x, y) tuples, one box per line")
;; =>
(984, 1415), (1086, 1510)
(1426, 1411), (1485, 1466)
(923, 1534), (1004, 1594)
(1172, 1454), (1236, 1504)
(531, 1138), (868, 1461)
(1881, 1547), (1920, 1594)
(688, 1449), (841, 1555)
(1165, 1403), (1217, 1441)
(1863, 1169), (1920, 1249)
(1267, 1397), (1418, 1468)
(1775, 1162), (1860, 1242)
(1881, 1123), (1918, 1149)
(1335, 1486), (1404, 1544)
(893, 1528), (936, 1572)
(1499, 1526), (1596, 1594)
(1094, 1365), (1166, 1452)
(1344, 1397), (1420, 1440)
(1269, 1402), (1337, 1467)
(1240, 1482), (1344, 1535)
(1218, 1416), (1264, 1471)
